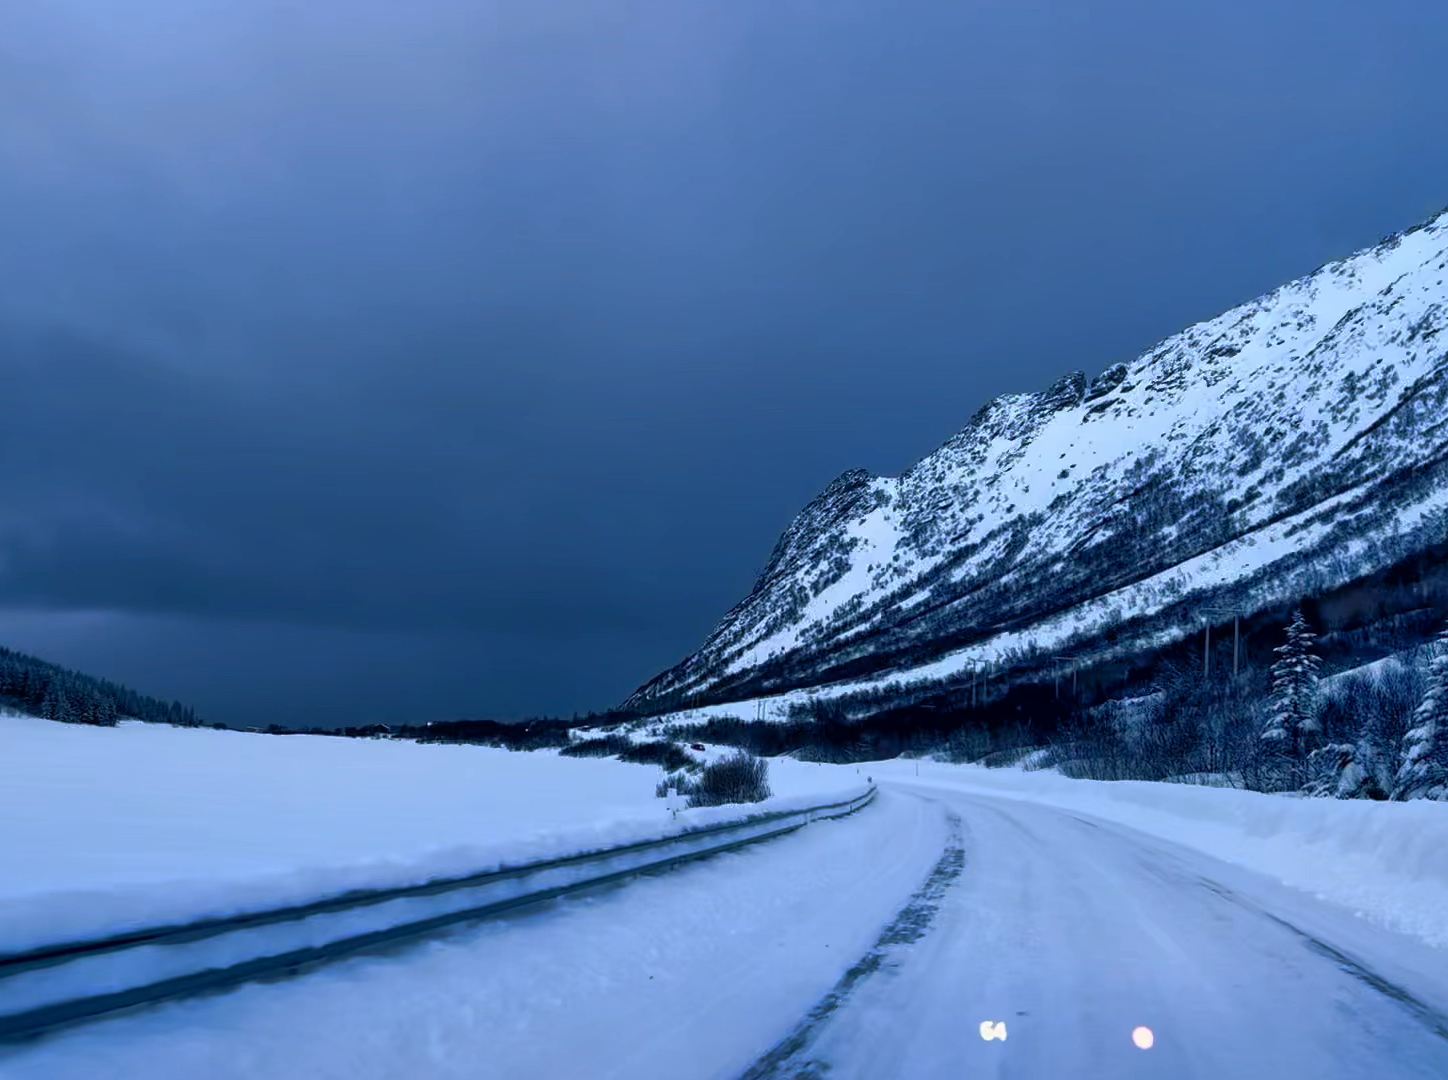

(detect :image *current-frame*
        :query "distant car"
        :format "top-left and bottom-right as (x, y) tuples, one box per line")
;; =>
(690, 743), (706, 752)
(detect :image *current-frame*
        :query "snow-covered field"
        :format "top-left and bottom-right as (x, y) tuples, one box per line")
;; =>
(0, 715), (861, 955)
(874, 758), (1448, 949)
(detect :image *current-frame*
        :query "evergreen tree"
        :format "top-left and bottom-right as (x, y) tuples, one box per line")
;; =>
(93, 695), (119, 726)
(1392, 627), (1448, 801)
(1, 644), (193, 727)
(39, 678), (70, 723)
(1261, 608), (1322, 790)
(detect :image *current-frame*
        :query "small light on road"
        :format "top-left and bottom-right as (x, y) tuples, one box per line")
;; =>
(1132, 1026), (1154, 1050)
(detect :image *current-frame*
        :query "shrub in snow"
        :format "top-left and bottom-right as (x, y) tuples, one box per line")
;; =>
(1375, 659), (1428, 752)
(1392, 628), (1448, 801)
(617, 740), (693, 772)
(937, 724), (992, 764)
(1041, 707), (1133, 781)
(1303, 743), (1388, 800)
(560, 734), (632, 758)
(656, 771), (693, 798)
(1136, 692), (1203, 781)
(1310, 657), (1424, 798)
(1260, 608), (1322, 791)
(687, 752), (771, 808)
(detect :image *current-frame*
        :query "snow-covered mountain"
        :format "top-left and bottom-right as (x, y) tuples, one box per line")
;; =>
(627, 208), (1448, 716)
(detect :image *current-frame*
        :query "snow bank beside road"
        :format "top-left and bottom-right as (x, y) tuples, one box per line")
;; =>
(0, 715), (861, 955)
(877, 759), (1448, 949)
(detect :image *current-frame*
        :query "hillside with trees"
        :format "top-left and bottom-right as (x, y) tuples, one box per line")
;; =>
(0, 645), (201, 728)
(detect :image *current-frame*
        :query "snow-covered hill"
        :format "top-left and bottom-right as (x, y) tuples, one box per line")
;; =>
(628, 209), (1448, 715)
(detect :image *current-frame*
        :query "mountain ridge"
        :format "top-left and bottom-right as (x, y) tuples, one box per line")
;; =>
(626, 206), (1448, 717)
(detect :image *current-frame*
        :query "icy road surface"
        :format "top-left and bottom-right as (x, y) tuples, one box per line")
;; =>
(744, 782), (1448, 1080)
(5, 781), (1447, 1080)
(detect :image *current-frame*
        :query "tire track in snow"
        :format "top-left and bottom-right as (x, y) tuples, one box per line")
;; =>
(1058, 805), (1448, 1047)
(1196, 877), (1448, 1044)
(736, 809), (966, 1080)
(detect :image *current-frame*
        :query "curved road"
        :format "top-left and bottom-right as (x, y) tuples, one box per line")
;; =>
(3, 781), (1446, 1080)
(743, 781), (1448, 1080)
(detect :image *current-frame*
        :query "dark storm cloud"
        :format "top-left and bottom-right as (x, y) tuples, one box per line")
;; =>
(0, 328), (651, 636)
(3, 0), (1447, 724)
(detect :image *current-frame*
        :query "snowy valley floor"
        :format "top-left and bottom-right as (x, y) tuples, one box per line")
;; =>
(4, 719), (1448, 1079)
(0, 715), (858, 954)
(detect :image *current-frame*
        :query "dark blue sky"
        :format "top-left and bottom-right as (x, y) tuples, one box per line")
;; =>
(2, 0), (1446, 727)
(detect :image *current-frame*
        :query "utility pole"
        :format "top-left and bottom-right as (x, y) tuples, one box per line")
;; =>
(1199, 607), (1242, 680)
(971, 661), (988, 708)
(1051, 656), (1076, 701)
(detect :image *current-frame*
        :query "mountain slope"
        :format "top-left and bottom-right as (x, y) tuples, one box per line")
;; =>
(627, 208), (1448, 715)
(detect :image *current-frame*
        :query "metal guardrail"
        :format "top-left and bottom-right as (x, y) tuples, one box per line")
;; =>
(0, 785), (876, 1043)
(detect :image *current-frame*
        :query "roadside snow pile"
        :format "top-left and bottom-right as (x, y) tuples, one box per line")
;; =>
(0, 715), (863, 955)
(878, 759), (1448, 949)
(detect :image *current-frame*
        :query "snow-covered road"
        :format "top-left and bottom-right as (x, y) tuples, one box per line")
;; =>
(4, 779), (1446, 1080)
(746, 781), (1448, 1080)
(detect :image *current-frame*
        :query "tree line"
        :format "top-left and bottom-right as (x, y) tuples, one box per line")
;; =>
(0, 645), (201, 728)
(1039, 609), (1447, 801)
